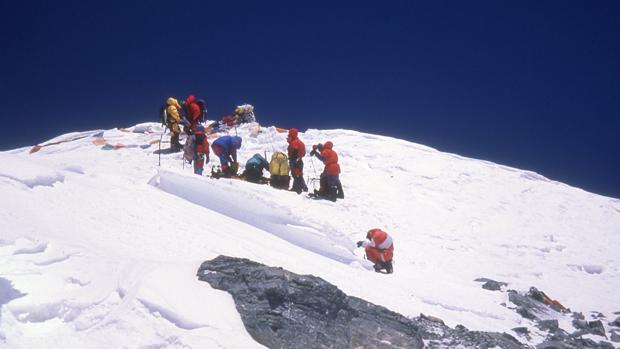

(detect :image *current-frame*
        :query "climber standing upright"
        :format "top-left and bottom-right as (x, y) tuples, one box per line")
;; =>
(184, 95), (201, 134)
(287, 128), (308, 194)
(165, 97), (183, 151)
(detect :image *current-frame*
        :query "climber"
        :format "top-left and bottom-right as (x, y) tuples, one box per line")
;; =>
(356, 228), (394, 273)
(211, 135), (242, 177)
(242, 153), (270, 183)
(287, 128), (308, 194)
(309, 141), (344, 201)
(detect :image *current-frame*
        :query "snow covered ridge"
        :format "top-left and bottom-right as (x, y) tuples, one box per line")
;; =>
(1, 122), (619, 348)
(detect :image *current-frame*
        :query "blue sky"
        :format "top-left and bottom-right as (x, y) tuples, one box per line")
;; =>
(1, 1), (618, 198)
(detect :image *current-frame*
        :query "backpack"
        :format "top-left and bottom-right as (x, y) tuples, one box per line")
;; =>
(196, 99), (207, 123)
(159, 104), (168, 125)
(183, 135), (196, 163)
(269, 152), (289, 177)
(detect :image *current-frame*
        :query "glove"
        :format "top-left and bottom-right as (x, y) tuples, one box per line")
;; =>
(310, 149), (316, 156)
(356, 241), (364, 248)
(312, 144), (318, 151)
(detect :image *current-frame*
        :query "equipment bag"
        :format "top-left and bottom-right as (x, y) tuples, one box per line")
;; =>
(269, 152), (289, 176)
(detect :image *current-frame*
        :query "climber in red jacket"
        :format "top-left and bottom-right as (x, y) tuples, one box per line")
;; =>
(184, 95), (201, 134)
(356, 228), (394, 273)
(310, 141), (344, 201)
(287, 128), (308, 194)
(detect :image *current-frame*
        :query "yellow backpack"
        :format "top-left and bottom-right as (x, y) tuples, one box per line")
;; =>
(269, 152), (289, 176)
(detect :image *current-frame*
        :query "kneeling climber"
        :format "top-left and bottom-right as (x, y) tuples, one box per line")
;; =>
(242, 153), (269, 183)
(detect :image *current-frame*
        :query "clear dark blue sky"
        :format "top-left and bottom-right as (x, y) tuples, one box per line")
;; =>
(1, 1), (618, 198)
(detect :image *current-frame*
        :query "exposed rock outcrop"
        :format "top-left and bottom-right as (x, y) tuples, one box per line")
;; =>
(476, 278), (616, 349)
(197, 256), (527, 349)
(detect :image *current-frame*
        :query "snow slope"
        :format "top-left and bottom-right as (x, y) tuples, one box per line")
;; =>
(1, 122), (619, 348)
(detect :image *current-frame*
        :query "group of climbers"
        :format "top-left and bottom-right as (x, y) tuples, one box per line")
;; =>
(161, 96), (393, 273)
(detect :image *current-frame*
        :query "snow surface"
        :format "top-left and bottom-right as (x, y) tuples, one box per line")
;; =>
(1, 123), (619, 348)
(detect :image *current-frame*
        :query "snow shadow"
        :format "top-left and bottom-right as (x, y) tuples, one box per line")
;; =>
(0, 278), (25, 320)
(149, 170), (357, 264)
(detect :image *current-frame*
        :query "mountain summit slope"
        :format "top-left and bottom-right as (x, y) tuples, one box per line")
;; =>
(1, 122), (619, 348)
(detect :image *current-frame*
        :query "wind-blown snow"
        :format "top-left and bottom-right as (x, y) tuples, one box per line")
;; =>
(1, 122), (619, 348)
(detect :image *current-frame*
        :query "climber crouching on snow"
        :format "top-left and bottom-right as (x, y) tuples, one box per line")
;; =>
(309, 141), (344, 201)
(357, 228), (394, 274)
(242, 153), (269, 183)
(211, 135), (242, 178)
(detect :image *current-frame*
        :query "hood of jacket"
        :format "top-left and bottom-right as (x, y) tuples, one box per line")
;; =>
(167, 97), (181, 109)
(185, 95), (196, 106)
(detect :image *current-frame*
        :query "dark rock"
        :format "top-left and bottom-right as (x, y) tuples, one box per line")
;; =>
(537, 319), (559, 332)
(483, 280), (508, 291)
(197, 256), (614, 349)
(475, 278), (508, 291)
(536, 340), (572, 349)
(587, 320), (606, 337)
(609, 316), (620, 327)
(610, 330), (620, 342)
(197, 256), (529, 349)
(572, 319), (606, 337)
(512, 327), (531, 341)
(509, 290), (549, 321)
(528, 287), (547, 303)
(198, 256), (423, 349)
(419, 313), (444, 325)
(512, 327), (529, 335)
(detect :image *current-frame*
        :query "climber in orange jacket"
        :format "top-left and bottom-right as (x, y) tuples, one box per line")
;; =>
(356, 228), (394, 273)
